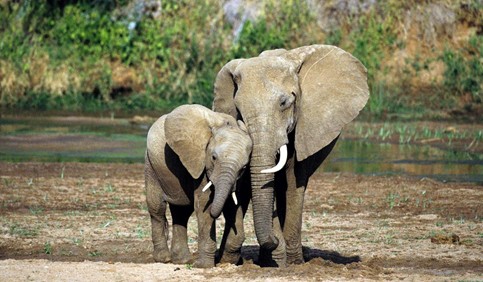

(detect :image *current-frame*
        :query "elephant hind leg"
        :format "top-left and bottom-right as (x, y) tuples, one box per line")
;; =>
(169, 204), (194, 264)
(150, 212), (170, 263)
(145, 158), (171, 263)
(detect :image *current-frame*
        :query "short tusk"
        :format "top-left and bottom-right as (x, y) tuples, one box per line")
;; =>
(261, 145), (288, 173)
(202, 181), (212, 192)
(232, 192), (238, 205)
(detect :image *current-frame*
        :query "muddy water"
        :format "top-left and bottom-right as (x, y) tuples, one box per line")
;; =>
(0, 116), (481, 183)
(325, 140), (482, 183)
(0, 116), (147, 163)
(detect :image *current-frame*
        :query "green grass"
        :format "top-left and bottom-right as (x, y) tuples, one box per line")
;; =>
(135, 225), (149, 239)
(88, 250), (102, 257)
(104, 183), (115, 193)
(348, 122), (483, 150)
(29, 206), (44, 215)
(44, 241), (52, 255)
(386, 192), (400, 210)
(9, 224), (38, 237)
(2, 178), (14, 188)
(64, 211), (82, 216)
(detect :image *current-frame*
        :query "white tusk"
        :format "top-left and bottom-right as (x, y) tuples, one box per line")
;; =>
(261, 145), (288, 173)
(232, 192), (238, 205)
(202, 181), (212, 192)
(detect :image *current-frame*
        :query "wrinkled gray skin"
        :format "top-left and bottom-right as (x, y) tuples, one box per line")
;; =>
(213, 45), (369, 267)
(145, 104), (252, 268)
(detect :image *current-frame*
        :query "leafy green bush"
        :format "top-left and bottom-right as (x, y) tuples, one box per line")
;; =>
(232, 1), (319, 58)
(349, 9), (397, 84)
(49, 5), (131, 60)
(441, 35), (482, 103)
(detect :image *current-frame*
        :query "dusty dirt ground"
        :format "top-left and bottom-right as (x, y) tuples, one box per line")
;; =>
(0, 162), (481, 281)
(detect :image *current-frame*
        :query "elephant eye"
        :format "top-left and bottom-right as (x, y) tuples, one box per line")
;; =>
(279, 95), (293, 111)
(233, 74), (241, 84)
(212, 154), (217, 161)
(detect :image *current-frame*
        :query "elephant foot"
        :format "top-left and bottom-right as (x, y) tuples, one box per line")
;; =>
(193, 258), (215, 268)
(286, 253), (305, 265)
(171, 251), (193, 264)
(258, 248), (287, 268)
(153, 247), (171, 263)
(219, 251), (242, 265)
(286, 246), (305, 265)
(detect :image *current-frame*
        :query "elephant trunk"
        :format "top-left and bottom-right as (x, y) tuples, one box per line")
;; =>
(210, 170), (236, 219)
(249, 136), (280, 251)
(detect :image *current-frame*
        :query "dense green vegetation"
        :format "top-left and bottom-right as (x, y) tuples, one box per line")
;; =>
(0, 0), (481, 119)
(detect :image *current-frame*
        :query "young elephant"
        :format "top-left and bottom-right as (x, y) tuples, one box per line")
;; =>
(145, 104), (252, 268)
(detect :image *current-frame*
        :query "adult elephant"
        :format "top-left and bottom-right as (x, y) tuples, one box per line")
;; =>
(212, 44), (369, 267)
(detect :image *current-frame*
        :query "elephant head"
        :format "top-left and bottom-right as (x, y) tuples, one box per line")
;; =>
(213, 45), (369, 250)
(164, 105), (252, 218)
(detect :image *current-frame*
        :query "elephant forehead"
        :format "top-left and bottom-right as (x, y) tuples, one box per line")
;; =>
(217, 112), (238, 124)
(214, 127), (252, 147)
(211, 139), (251, 166)
(238, 57), (296, 76)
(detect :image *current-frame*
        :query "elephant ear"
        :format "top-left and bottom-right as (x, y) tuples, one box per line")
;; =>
(287, 45), (369, 162)
(212, 59), (245, 118)
(164, 105), (215, 179)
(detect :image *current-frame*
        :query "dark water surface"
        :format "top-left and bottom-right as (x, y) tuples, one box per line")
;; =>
(325, 140), (482, 183)
(1, 116), (481, 183)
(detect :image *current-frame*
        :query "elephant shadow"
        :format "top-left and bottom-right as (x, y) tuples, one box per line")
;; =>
(236, 245), (361, 266)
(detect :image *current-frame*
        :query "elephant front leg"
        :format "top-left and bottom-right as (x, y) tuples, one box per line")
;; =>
(193, 188), (217, 268)
(169, 204), (194, 264)
(283, 185), (305, 264)
(218, 199), (245, 265)
(282, 163), (306, 265)
(258, 209), (287, 267)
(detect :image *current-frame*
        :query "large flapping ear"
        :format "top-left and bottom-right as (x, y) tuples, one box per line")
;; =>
(164, 104), (215, 179)
(212, 59), (245, 118)
(286, 45), (369, 162)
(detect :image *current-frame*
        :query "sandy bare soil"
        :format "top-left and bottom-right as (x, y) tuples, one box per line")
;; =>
(0, 162), (481, 281)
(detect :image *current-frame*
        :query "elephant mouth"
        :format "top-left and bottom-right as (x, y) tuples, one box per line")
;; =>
(203, 181), (239, 211)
